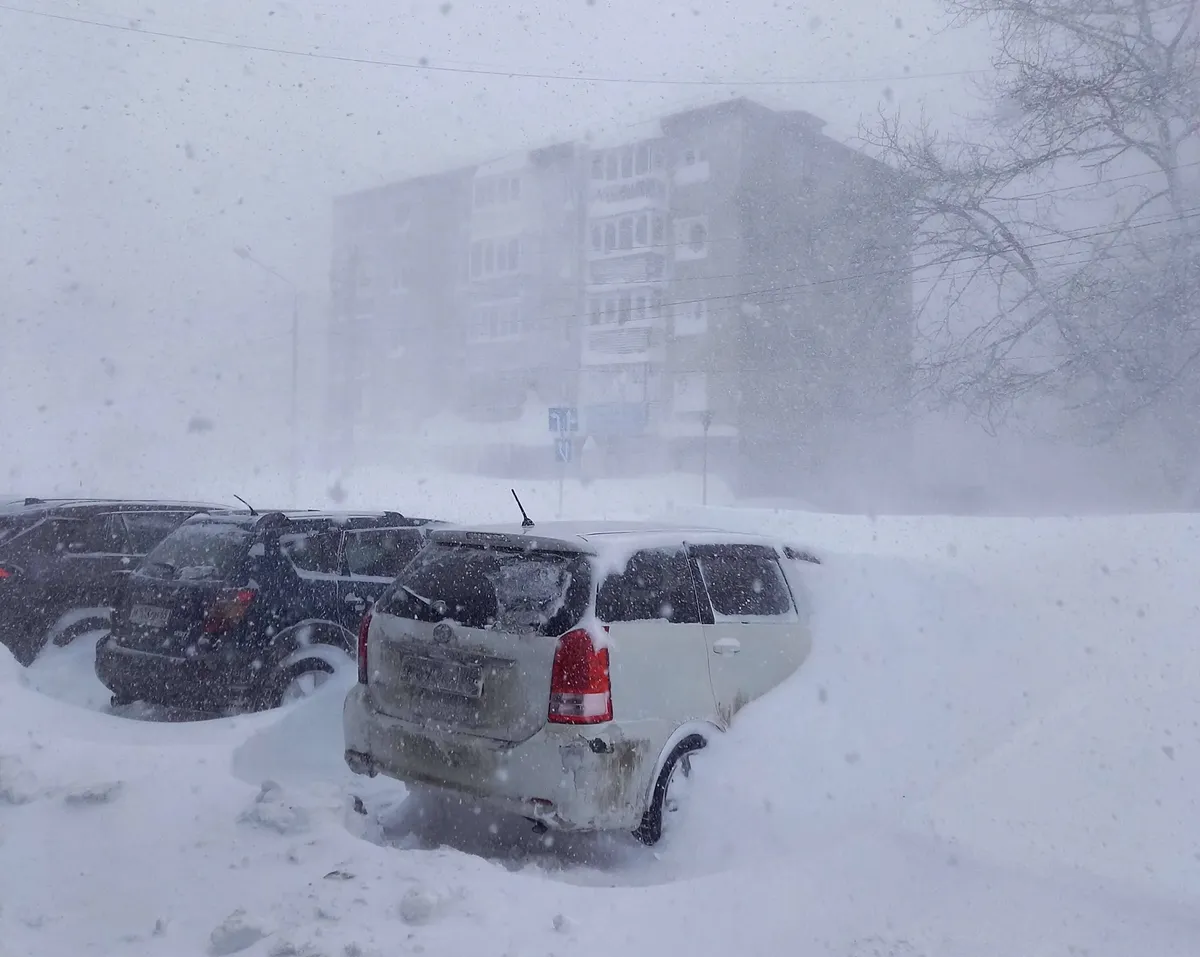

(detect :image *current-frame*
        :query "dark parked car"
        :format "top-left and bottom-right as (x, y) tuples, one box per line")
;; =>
(0, 498), (229, 665)
(95, 508), (441, 713)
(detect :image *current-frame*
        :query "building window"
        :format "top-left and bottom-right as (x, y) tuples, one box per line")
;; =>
(635, 214), (648, 246)
(605, 153), (619, 180)
(468, 236), (522, 280)
(591, 225), (602, 251)
(618, 217), (633, 250)
(675, 299), (707, 336)
(590, 301), (602, 325)
(636, 145), (650, 175)
(592, 155), (604, 179)
(474, 175), (522, 208)
(674, 216), (709, 261)
(652, 214), (665, 243)
(618, 294), (632, 325)
(621, 148), (634, 178)
(604, 222), (616, 252)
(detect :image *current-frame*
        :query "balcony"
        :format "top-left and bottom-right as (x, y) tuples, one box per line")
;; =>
(588, 174), (669, 215)
(581, 321), (665, 365)
(586, 253), (667, 286)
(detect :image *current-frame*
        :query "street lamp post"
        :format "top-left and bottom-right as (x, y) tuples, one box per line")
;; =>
(700, 409), (714, 506)
(234, 246), (300, 504)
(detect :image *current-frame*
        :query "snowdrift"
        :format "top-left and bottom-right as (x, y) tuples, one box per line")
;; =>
(2, 507), (1200, 956)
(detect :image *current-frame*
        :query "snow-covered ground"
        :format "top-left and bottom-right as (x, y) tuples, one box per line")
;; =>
(3, 479), (1200, 956)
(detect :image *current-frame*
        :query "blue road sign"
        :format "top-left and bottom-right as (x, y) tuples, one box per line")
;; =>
(548, 406), (579, 433)
(555, 437), (573, 464)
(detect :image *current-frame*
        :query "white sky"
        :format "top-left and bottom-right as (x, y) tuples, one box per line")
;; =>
(0, 0), (989, 486)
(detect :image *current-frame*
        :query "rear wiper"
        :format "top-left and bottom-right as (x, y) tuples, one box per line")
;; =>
(398, 583), (434, 608)
(398, 584), (450, 618)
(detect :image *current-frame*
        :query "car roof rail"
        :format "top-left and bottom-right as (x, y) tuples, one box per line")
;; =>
(23, 497), (45, 506)
(381, 510), (409, 523)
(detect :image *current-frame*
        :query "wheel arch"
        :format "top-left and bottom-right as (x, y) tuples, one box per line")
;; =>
(642, 719), (721, 811)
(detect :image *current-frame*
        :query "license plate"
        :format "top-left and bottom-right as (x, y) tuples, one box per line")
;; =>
(400, 656), (484, 698)
(129, 604), (170, 628)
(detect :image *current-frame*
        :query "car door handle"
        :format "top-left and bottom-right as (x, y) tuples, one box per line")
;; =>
(712, 637), (741, 655)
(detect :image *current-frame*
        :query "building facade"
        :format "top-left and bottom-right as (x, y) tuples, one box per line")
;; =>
(327, 98), (913, 499)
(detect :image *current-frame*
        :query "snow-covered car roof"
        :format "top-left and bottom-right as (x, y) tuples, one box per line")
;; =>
(428, 521), (800, 556)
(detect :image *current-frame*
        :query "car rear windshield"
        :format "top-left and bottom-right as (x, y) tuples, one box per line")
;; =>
(379, 541), (589, 635)
(137, 519), (251, 581)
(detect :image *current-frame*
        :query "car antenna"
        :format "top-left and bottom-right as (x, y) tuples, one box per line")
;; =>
(233, 494), (258, 516)
(511, 488), (534, 528)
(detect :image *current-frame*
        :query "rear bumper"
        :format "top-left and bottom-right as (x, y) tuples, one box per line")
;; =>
(342, 684), (658, 832)
(94, 635), (251, 709)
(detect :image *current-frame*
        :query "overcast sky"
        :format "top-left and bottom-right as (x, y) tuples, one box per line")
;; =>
(0, 0), (989, 490)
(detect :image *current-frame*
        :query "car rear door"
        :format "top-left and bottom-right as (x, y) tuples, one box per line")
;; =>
(56, 512), (131, 611)
(596, 546), (716, 730)
(338, 526), (428, 625)
(688, 543), (810, 727)
(278, 525), (344, 623)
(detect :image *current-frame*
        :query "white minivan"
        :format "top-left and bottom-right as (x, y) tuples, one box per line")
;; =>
(343, 521), (817, 844)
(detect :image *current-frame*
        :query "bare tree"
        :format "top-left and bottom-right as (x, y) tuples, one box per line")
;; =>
(868, 0), (1200, 474)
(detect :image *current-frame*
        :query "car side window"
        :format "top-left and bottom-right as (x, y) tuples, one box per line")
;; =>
(596, 547), (701, 624)
(280, 529), (342, 575)
(343, 528), (425, 579)
(690, 544), (796, 618)
(11, 518), (79, 556)
(121, 511), (190, 554)
(76, 514), (127, 553)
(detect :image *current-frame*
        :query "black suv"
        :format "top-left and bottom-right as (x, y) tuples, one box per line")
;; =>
(95, 508), (441, 713)
(0, 498), (228, 665)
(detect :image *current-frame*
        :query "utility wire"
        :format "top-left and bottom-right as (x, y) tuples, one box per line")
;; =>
(0, 3), (985, 87)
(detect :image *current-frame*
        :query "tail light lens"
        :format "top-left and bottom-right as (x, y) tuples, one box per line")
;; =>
(357, 610), (372, 684)
(202, 588), (256, 634)
(548, 627), (612, 724)
(0, 567), (12, 580)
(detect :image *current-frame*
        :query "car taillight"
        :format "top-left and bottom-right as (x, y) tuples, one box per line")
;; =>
(0, 567), (11, 580)
(548, 627), (612, 724)
(202, 588), (256, 634)
(357, 610), (372, 684)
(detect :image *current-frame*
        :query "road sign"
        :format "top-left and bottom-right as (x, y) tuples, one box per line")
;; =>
(548, 406), (579, 433)
(555, 437), (573, 464)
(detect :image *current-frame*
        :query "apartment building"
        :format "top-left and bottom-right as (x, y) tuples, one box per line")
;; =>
(328, 97), (913, 497)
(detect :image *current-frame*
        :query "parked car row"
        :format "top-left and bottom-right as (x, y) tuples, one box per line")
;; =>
(2, 494), (821, 845)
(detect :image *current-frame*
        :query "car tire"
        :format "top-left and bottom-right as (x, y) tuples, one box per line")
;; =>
(259, 657), (336, 711)
(52, 616), (111, 648)
(634, 734), (707, 847)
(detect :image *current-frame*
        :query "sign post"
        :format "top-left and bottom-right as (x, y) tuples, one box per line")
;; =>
(549, 406), (578, 518)
(700, 410), (714, 507)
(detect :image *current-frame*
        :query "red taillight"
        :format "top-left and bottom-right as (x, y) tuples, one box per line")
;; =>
(202, 588), (256, 634)
(0, 567), (11, 580)
(357, 610), (372, 684)
(548, 627), (612, 724)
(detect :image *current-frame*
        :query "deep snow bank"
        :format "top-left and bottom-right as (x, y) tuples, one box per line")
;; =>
(4, 508), (1200, 956)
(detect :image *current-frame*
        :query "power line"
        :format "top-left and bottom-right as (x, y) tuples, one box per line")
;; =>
(0, 4), (986, 87)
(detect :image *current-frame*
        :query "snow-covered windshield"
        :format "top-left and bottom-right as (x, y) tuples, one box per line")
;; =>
(137, 519), (251, 581)
(380, 541), (588, 634)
